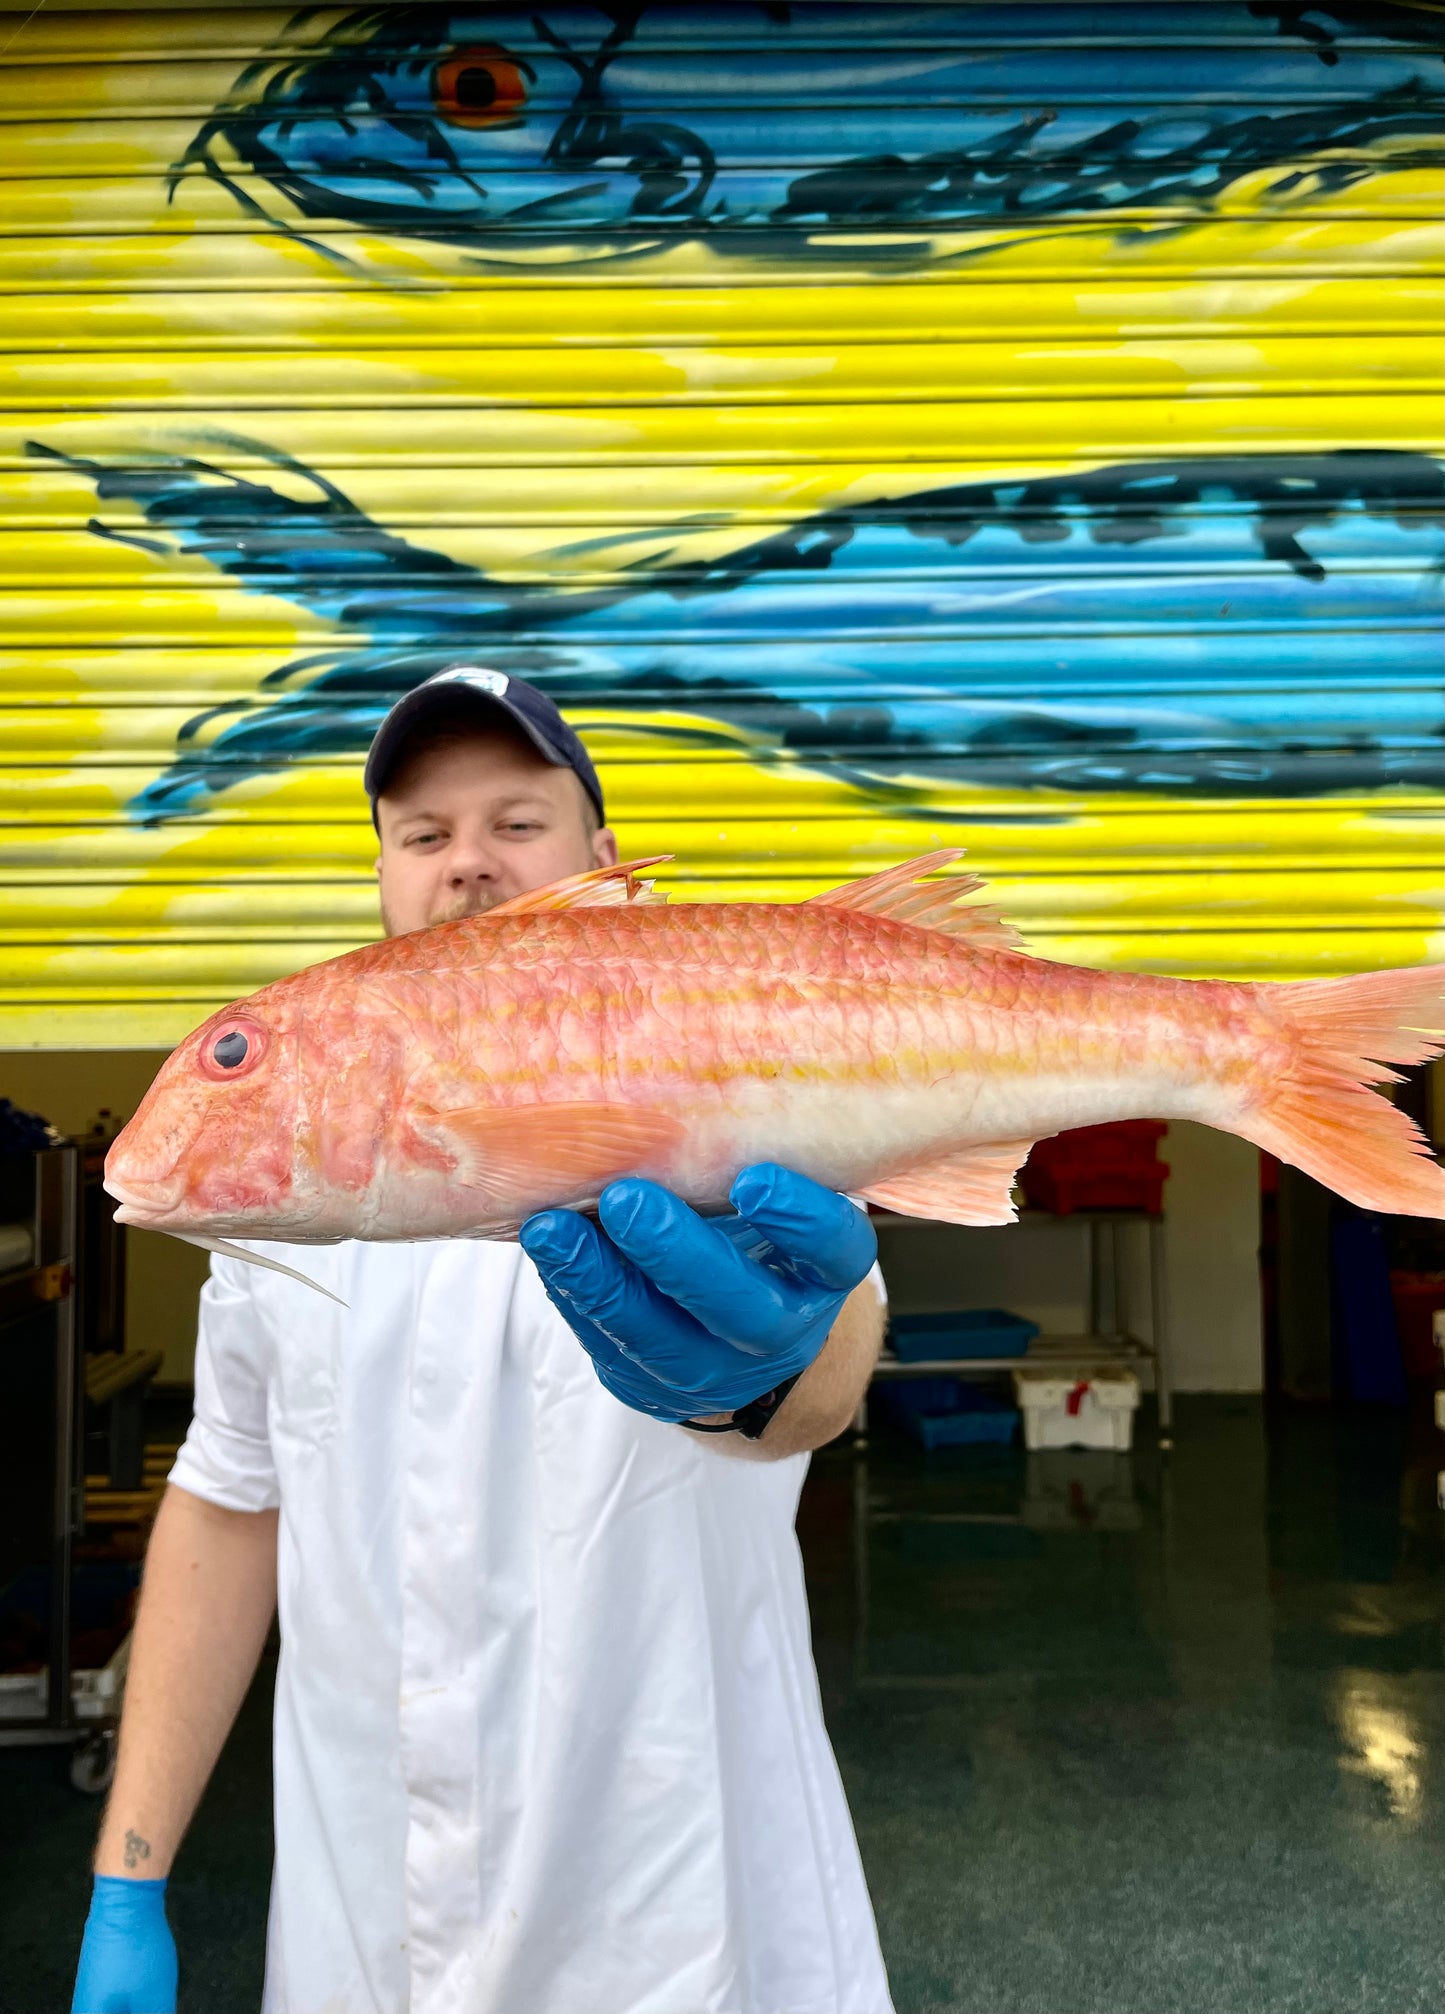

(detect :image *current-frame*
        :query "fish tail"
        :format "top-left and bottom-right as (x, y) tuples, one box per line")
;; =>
(1241, 965), (1444, 1217)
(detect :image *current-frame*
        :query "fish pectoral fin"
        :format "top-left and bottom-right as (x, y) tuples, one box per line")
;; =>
(484, 858), (673, 918)
(415, 1100), (686, 1211)
(858, 1138), (1040, 1226)
(806, 851), (1025, 953)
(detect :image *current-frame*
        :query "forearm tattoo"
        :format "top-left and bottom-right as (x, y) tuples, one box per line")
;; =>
(123, 1828), (152, 1871)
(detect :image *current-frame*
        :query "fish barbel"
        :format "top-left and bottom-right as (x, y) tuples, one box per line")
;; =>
(105, 853), (1444, 1264)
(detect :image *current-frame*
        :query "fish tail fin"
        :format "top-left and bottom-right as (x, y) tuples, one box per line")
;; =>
(1241, 966), (1444, 1217)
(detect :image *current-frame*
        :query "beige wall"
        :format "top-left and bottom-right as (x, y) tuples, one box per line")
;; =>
(875, 1120), (1264, 1394)
(1, 1049), (209, 1384)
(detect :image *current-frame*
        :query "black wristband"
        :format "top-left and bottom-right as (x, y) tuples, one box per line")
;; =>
(683, 1371), (804, 1441)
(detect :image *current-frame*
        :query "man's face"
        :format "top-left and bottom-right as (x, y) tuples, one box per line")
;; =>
(375, 726), (617, 937)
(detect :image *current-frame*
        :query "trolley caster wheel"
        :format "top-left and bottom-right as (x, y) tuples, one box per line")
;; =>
(70, 1728), (117, 1795)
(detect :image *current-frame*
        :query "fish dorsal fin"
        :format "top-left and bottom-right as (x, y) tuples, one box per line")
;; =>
(485, 857), (673, 918)
(858, 1138), (1042, 1227)
(805, 851), (1025, 952)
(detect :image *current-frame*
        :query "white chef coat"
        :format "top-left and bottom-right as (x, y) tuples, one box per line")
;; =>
(170, 1237), (893, 2014)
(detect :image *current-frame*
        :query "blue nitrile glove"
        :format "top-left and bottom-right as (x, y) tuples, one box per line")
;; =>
(72, 1875), (177, 2014)
(519, 1163), (877, 1426)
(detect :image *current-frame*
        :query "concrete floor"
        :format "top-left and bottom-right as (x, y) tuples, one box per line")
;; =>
(2, 1397), (1441, 2012)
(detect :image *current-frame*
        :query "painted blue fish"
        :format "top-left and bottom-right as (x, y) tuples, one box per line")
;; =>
(172, 2), (1443, 261)
(31, 439), (1444, 820)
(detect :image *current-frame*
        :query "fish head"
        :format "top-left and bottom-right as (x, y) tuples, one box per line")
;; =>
(105, 993), (313, 1238)
(173, 4), (732, 250)
(169, 4), (1442, 263)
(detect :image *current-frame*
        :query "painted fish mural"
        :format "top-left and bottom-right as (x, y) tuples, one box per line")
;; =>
(31, 438), (1445, 820)
(173, 2), (1444, 261)
(1, 0), (1441, 1046)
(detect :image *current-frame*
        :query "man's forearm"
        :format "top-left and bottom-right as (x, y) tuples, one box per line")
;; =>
(94, 1485), (278, 1879)
(697, 1275), (886, 1462)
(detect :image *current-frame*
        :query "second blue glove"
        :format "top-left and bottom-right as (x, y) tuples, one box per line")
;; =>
(72, 1874), (177, 2014)
(519, 1162), (877, 1425)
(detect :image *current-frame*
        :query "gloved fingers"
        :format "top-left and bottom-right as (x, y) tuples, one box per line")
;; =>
(728, 1163), (878, 1292)
(521, 1213), (698, 1419)
(573, 1312), (702, 1423)
(519, 1208), (671, 1350)
(595, 1179), (819, 1354)
(521, 1205), (770, 1391)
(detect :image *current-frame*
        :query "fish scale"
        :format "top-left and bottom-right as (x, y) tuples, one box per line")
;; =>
(104, 852), (1444, 1282)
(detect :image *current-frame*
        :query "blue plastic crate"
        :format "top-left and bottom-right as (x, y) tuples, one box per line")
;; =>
(888, 1309), (1039, 1363)
(876, 1378), (1020, 1450)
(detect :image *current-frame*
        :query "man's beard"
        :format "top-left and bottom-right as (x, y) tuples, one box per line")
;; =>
(381, 886), (503, 938)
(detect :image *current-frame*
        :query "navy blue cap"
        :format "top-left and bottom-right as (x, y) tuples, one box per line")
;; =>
(363, 666), (605, 825)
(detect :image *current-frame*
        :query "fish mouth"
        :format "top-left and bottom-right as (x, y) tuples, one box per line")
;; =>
(104, 1172), (189, 1227)
(106, 1173), (327, 1244)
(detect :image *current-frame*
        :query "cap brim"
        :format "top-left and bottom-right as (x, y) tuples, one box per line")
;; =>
(364, 683), (572, 803)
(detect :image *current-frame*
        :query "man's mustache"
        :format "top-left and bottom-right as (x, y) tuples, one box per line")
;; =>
(428, 887), (504, 926)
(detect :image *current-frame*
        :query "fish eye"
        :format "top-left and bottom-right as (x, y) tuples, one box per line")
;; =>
(433, 45), (533, 127)
(199, 1015), (269, 1082)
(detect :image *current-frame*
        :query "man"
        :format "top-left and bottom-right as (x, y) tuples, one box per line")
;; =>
(74, 668), (893, 2013)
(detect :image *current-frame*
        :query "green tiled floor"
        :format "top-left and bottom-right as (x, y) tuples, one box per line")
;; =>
(808, 1398), (1445, 2014)
(2, 1399), (1441, 2012)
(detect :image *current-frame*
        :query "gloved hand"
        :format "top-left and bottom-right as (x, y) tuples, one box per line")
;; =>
(519, 1163), (877, 1426)
(72, 1875), (177, 2014)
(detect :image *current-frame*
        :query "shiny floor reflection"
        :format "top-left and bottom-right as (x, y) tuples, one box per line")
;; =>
(1, 1399), (1439, 2011)
(802, 1397), (1445, 2014)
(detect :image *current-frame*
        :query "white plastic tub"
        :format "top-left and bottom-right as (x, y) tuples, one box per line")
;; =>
(1012, 1366), (1140, 1451)
(0, 1631), (130, 1723)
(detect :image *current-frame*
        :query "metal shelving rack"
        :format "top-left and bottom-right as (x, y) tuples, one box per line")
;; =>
(852, 1207), (1173, 1692)
(0, 1143), (120, 1787)
(861, 1207), (1173, 1444)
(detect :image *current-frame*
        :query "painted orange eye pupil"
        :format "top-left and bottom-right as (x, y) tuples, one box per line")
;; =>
(434, 46), (530, 127)
(213, 1030), (249, 1069)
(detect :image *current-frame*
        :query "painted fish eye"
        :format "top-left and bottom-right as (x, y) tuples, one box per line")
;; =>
(433, 46), (533, 128)
(199, 1015), (269, 1082)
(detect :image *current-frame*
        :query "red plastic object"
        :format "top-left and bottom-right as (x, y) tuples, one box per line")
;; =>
(1021, 1122), (1170, 1214)
(1028, 1121), (1167, 1173)
(1021, 1165), (1169, 1216)
(1388, 1270), (1445, 1380)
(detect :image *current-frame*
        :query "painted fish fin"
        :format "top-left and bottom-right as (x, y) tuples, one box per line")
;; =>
(173, 1232), (348, 1306)
(806, 851), (1025, 952)
(415, 1100), (685, 1212)
(857, 1138), (1040, 1226)
(1238, 965), (1445, 1217)
(484, 858), (673, 917)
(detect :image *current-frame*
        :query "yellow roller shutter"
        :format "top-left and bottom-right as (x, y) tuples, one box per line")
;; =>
(1, 0), (1441, 1047)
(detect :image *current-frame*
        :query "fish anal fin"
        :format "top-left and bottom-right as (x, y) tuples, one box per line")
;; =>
(859, 1138), (1039, 1226)
(485, 858), (672, 918)
(415, 1099), (685, 1211)
(807, 851), (1025, 952)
